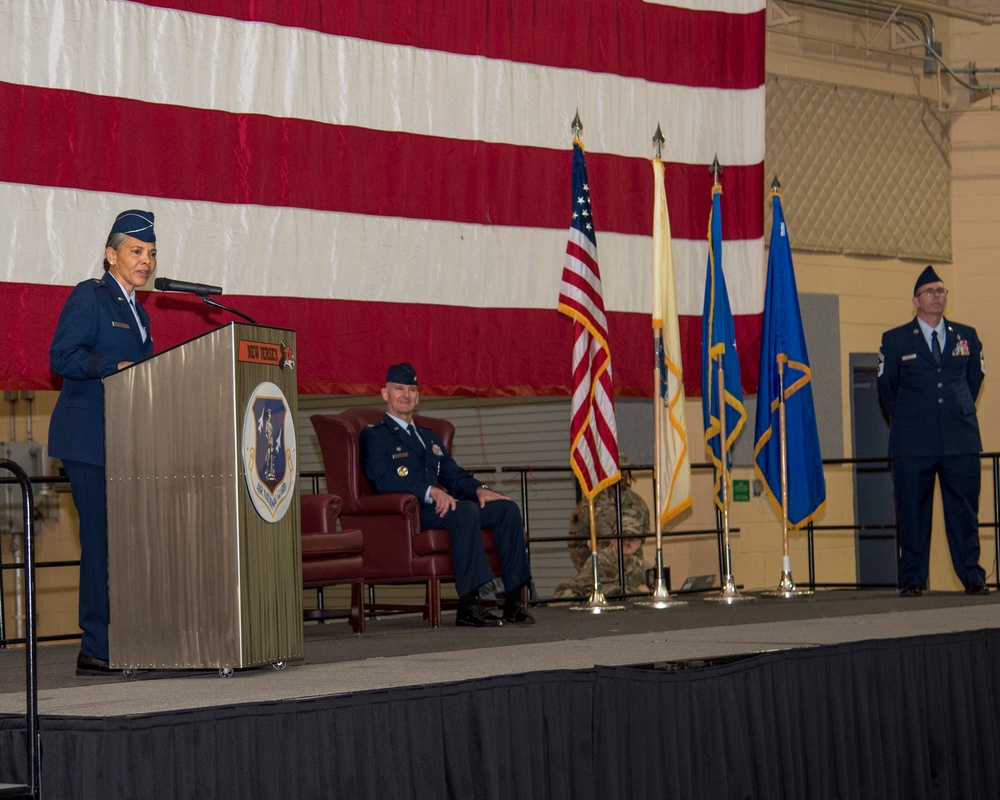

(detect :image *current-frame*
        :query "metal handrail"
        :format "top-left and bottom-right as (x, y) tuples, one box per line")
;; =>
(502, 452), (1000, 595)
(0, 459), (40, 798)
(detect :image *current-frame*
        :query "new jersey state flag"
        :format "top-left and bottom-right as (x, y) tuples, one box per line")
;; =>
(652, 157), (691, 524)
(753, 192), (826, 527)
(701, 184), (746, 508)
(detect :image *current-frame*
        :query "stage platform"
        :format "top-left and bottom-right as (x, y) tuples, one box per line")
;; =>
(2, 589), (999, 798)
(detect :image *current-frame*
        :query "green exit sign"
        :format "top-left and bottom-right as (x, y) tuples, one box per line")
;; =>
(732, 479), (750, 502)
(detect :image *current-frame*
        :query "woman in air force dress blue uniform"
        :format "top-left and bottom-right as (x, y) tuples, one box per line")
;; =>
(49, 210), (157, 674)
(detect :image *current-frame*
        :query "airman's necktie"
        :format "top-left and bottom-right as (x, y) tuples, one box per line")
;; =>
(407, 423), (425, 452)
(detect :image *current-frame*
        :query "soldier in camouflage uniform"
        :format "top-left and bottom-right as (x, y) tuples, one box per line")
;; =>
(555, 506), (651, 599)
(567, 465), (651, 571)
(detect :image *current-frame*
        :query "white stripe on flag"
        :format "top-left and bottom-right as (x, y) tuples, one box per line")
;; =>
(0, 184), (764, 315)
(644, 0), (765, 13)
(0, 0), (765, 166)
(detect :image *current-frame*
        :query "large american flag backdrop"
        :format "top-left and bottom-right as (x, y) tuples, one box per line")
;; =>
(0, 0), (764, 398)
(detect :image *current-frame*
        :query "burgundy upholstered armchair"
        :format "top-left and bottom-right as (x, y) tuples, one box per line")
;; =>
(300, 492), (366, 633)
(310, 408), (500, 628)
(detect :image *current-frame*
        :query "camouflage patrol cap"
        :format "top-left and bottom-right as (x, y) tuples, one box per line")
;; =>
(620, 506), (645, 536)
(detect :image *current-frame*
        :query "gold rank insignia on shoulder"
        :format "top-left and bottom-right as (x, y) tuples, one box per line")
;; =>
(112, 321), (130, 329)
(397, 466), (408, 477)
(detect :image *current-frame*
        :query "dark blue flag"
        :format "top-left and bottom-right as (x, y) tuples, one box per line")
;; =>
(701, 185), (746, 508)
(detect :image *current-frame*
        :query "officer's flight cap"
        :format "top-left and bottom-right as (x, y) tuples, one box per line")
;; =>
(914, 265), (943, 295)
(386, 362), (418, 386)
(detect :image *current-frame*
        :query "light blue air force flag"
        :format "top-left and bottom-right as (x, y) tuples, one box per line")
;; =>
(753, 192), (826, 527)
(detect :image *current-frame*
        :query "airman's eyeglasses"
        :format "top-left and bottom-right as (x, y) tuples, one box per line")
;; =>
(918, 288), (948, 298)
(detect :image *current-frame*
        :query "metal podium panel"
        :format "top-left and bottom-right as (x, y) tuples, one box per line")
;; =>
(105, 323), (302, 671)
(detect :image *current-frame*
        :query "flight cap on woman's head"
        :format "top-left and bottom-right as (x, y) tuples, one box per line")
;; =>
(110, 210), (156, 243)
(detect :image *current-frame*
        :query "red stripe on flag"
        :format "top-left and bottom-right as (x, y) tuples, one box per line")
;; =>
(1, 283), (759, 396)
(128, 0), (765, 90)
(0, 82), (763, 241)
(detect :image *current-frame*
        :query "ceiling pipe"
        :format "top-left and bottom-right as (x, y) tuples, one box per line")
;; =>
(891, 0), (995, 25)
(781, 0), (938, 68)
(778, 0), (997, 99)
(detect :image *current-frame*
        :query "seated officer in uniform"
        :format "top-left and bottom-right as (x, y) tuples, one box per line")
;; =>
(360, 362), (535, 627)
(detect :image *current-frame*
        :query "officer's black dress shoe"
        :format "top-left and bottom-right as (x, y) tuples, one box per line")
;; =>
(965, 582), (990, 596)
(76, 652), (120, 676)
(897, 585), (922, 597)
(502, 602), (536, 625)
(455, 604), (504, 627)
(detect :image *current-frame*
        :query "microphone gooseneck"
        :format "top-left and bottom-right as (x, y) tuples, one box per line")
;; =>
(154, 277), (223, 297)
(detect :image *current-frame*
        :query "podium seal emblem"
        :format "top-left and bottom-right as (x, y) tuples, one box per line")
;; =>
(242, 381), (297, 522)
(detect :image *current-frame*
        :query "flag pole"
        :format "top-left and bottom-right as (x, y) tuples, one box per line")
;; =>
(760, 179), (813, 599)
(635, 124), (685, 610)
(571, 496), (625, 613)
(703, 353), (752, 603)
(703, 160), (753, 605)
(760, 357), (812, 598)
(633, 328), (686, 609)
(561, 110), (623, 614)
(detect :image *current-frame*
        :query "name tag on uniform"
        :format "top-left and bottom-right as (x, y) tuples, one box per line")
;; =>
(112, 321), (130, 329)
(392, 452), (408, 459)
(901, 353), (917, 361)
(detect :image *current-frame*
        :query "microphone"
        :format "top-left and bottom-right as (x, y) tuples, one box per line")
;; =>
(154, 277), (223, 297)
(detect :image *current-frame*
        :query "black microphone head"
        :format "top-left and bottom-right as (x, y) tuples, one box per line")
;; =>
(154, 277), (169, 291)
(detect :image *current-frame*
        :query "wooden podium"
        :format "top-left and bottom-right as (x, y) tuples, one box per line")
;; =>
(104, 323), (303, 673)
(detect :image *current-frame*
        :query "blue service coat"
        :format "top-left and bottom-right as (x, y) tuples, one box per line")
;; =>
(360, 412), (531, 596)
(360, 414), (483, 503)
(49, 272), (155, 466)
(877, 318), (984, 458)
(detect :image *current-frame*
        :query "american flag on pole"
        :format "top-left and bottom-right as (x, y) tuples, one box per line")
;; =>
(557, 140), (620, 498)
(0, 0), (764, 398)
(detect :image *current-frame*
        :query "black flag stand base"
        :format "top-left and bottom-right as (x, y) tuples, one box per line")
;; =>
(634, 549), (686, 609)
(571, 551), (625, 613)
(761, 557), (814, 599)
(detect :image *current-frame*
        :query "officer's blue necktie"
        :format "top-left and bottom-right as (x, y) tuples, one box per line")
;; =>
(128, 297), (147, 342)
(931, 330), (942, 364)
(407, 423), (425, 452)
